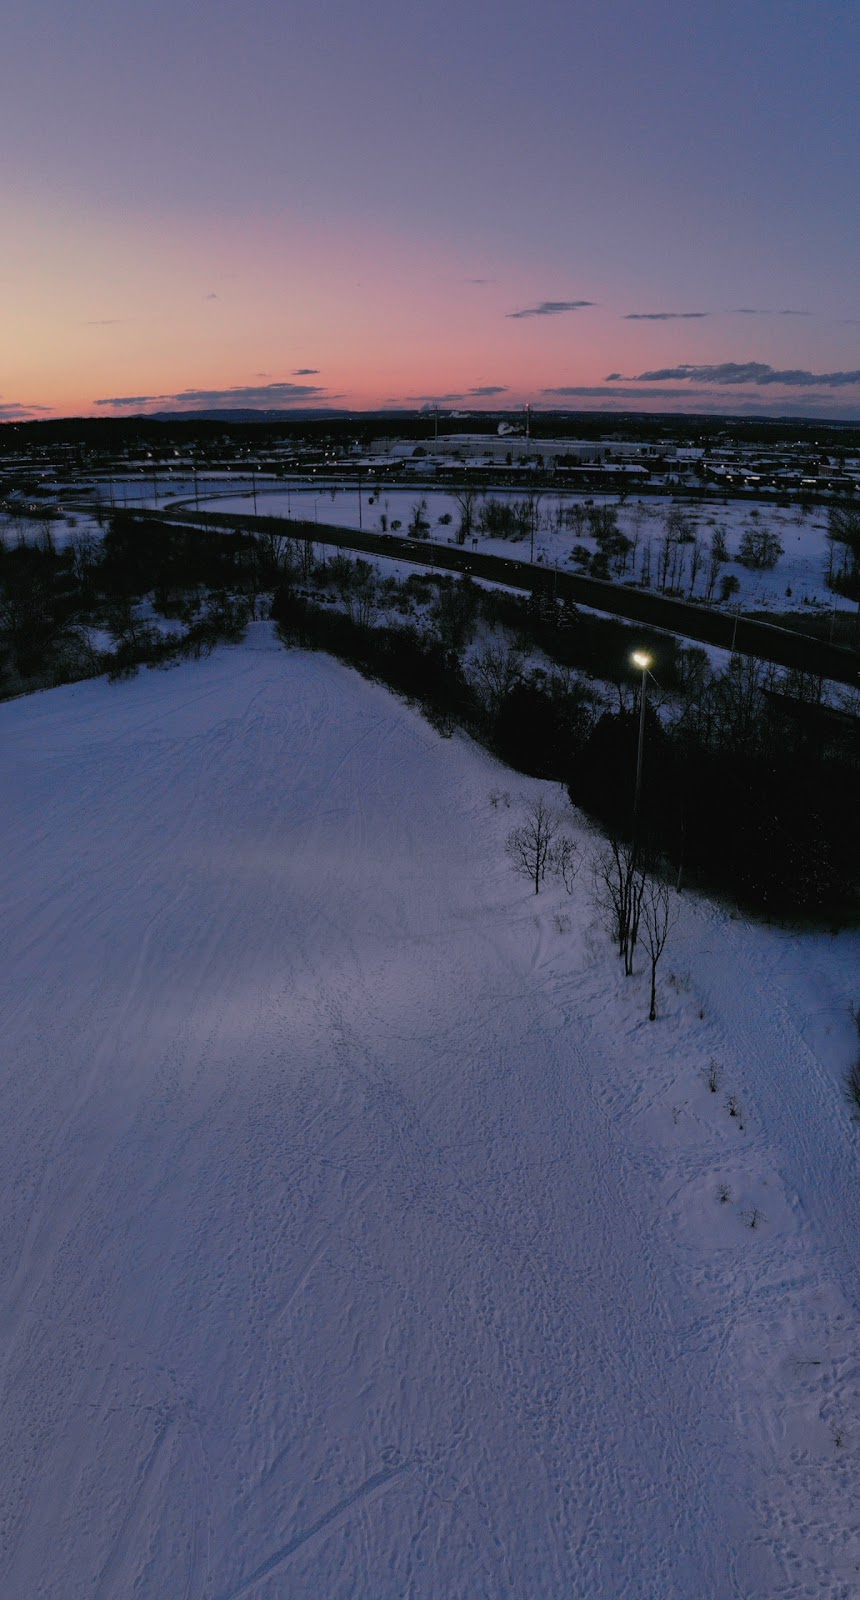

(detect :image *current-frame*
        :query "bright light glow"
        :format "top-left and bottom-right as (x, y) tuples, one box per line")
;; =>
(631, 651), (652, 670)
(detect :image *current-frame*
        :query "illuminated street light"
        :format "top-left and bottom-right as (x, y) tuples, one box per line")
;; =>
(632, 650), (653, 830)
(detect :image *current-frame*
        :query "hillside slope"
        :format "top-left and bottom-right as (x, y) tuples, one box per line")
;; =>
(0, 626), (858, 1598)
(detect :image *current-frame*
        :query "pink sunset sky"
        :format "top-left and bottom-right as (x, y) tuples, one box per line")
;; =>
(3, 0), (858, 421)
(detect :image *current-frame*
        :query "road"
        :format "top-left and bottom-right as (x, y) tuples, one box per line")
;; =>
(135, 504), (860, 688)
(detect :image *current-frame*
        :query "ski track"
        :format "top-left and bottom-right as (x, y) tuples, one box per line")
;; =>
(0, 624), (858, 1598)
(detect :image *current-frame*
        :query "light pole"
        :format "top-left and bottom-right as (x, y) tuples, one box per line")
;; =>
(632, 650), (652, 829)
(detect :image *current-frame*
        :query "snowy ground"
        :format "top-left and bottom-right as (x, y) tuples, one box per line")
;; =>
(205, 486), (848, 618)
(11, 476), (847, 622)
(1, 629), (859, 1598)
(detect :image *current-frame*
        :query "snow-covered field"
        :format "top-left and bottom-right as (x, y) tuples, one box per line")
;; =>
(1, 629), (858, 1598)
(207, 486), (847, 618)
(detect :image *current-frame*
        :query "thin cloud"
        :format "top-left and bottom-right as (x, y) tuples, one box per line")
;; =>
(0, 401), (50, 418)
(728, 307), (812, 317)
(292, 368), (320, 375)
(83, 318), (125, 326)
(544, 385), (724, 400)
(622, 362), (860, 388)
(204, 293), (219, 301)
(624, 311), (708, 321)
(401, 388), (507, 402)
(464, 277), (494, 285)
(94, 394), (156, 407)
(94, 380), (328, 409)
(507, 300), (595, 319)
(541, 385), (860, 415)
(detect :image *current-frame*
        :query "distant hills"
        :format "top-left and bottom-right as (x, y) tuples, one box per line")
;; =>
(149, 408), (398, 423)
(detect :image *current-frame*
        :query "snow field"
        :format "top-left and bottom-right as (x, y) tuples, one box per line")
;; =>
(207, 486), (847, 617)
(0, 626), (858, 1597)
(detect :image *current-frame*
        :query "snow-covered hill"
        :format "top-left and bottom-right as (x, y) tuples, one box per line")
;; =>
(1, 626), (858, 1598)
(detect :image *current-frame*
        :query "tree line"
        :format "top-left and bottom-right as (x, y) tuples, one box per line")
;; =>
(2, 508), (857, 924)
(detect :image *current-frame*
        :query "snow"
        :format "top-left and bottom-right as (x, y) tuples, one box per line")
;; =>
(205, 486), (849, 619)
(1, 627), (858, 1598)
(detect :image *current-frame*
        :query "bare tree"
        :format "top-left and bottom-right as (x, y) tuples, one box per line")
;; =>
(592, 836), (648, 975)
(329, 554), (378, 626)
(70, 529), (100, 588)
(703, 526), (728, 604)
(348, 564), (378, 628)
(640, 875), (677, 1020)
(453, 485), (480, 546)
(470, 641), (524, 719)
(431, 578), (477, 650)
(292, 534), (316, 579)
(658, 523), (675, 592)
(550, 835), (580, 894)
(826, 503), (860, 607)
(687, 535), (704, 598)
(738, 525), (782, 570)
(506, 797), (558, 894)
(525, 491), (543, 560)
(408, 497), (431, 538)
(588, 504), (618, 541)
(256, 524), (294, 575)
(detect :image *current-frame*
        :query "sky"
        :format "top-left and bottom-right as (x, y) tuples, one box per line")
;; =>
(2, 0), (859, 421)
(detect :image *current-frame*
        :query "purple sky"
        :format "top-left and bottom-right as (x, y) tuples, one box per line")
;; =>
(3, 0), (859, 419)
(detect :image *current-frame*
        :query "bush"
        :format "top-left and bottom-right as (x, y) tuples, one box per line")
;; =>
(738, 527), (783, 569)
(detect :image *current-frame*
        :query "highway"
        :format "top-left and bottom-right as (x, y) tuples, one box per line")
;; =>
(133, 504), (860, 689)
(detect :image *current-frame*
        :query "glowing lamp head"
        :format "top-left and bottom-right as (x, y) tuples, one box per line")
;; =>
(631, 651), (652, 670)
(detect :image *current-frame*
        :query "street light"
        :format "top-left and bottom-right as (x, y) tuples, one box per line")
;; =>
(631, 650), (652, 828)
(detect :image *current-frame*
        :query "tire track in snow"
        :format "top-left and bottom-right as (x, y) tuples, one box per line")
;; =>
(217, 1463), (410, 1599)
(90, 1413), (179, 1600)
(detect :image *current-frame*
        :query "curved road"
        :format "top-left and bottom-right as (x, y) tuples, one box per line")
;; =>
(135, 504), (860, 688)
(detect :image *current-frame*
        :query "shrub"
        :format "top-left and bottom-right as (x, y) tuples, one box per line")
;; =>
(738, 527), (783, 569)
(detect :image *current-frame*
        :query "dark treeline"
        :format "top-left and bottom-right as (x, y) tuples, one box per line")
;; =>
(272, 556), (860, 924)
(0, 512), (264, 694)
(4, 411), (860, 456)
(2, 509), (857, 923)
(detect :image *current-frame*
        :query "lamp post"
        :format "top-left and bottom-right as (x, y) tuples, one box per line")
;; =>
(631, 650), (652, 829)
